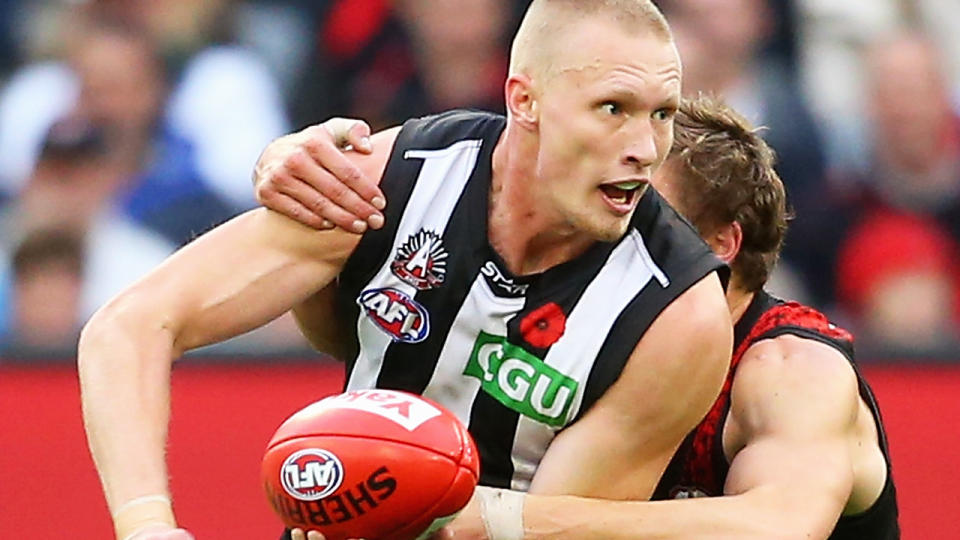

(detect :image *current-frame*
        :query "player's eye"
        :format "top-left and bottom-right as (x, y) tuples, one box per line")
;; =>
(653, 108), (676, 122)
(600, 101), (622, 116)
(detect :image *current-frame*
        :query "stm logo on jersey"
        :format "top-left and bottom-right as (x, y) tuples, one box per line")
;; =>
(391, 230), (448, 290)
(358, 288), (430, 343)
(281, 449), (345, 501)
(480, 260), (529, 296)
(464, 331), (578, 427)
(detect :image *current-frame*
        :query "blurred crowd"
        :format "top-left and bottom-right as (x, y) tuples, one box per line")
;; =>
(0, 0), (958, 360)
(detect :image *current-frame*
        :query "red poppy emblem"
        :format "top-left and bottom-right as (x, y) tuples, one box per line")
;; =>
(520, 302), (566, 348)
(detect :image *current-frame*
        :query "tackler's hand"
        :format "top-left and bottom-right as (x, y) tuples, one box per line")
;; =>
(253, 117), (385, 234)
(290, 527), (366, 540)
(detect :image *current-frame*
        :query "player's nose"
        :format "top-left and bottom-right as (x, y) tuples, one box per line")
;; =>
(622, 120), (658, 170)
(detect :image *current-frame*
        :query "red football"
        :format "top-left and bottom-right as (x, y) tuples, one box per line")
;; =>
(261, 389), (480, 540)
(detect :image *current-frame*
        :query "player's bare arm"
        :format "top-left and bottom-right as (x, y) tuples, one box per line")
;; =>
(441, 334), (872, 540)
(291, 282), (355, 360)
(254, 122), (396, 361)
(528, 271), (732, 500)
(79, 128), (396, 540)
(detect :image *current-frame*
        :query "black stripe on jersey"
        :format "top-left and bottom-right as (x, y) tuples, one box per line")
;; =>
(469, 392), (522, 488)
(371, 112), (506, 395)
(575, 190), (727, 422)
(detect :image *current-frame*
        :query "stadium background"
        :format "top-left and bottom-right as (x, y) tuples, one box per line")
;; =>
(0, 0), (958, 538)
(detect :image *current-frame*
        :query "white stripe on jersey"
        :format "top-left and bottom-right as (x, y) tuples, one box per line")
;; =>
(508, 228), (667, 489)
(421, 275), (526, 422)
(347, 139), (483, 391)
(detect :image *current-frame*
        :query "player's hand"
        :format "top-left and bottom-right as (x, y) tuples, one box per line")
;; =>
(123, 523), (195, 540)
(289, 528), (365, 540)
(254, 117), (385, 234)
(427, 495), (485, 540)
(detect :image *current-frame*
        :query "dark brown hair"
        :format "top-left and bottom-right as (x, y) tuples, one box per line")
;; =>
(669, 95), (790, 292)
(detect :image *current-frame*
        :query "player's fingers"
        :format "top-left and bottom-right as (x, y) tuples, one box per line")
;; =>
(260, 184), (335, 230)
(340, 120), (385, 212)
(290, 528), (306, 540)
(277, 176), (368, 233)
(300, 134), (386, 221)
(280, 148), (376, 230)
(306, 531), (324, 540)
(344, 120), (373, 154)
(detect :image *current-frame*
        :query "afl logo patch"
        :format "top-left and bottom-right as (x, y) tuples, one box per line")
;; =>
(391, 230), (448, 290)
(358, 288), (431, 343)
(280, 449), (344, 501)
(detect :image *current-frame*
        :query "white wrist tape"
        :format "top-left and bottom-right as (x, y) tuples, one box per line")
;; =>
(112, 494), (175, 540)
(112, 494), (172, 519)
(476, 486), (525, 540)
(119, 521), (174, 540)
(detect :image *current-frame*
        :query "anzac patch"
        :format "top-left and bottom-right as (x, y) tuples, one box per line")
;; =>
(391, 230), (448, 290)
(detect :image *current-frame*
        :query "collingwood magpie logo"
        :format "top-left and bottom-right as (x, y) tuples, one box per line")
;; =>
(391, 230), (448, 290)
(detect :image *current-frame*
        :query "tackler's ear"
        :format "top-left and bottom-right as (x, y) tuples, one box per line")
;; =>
(505, 74), (539, 129)
(710, 221), (743, 265)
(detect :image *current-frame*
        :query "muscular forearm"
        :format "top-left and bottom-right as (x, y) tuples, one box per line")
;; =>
(521, 487), (826, 540)
(78, 299), (181, 536)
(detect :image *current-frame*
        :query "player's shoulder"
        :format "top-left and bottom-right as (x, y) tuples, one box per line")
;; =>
(742, 295), (857, 382)
(742, 332), (856, 380)
(731, 332), (860, 439)
(630, 188), (730, 288)
(747, 298), (855, 360)
(396, 109), (506, 151)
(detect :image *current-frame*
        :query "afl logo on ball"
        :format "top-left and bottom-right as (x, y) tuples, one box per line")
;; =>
(280, 449), (345, 501)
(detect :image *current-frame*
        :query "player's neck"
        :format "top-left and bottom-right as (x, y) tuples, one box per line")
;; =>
(727, 281), (754, 325)
(488, 127), (596, 276)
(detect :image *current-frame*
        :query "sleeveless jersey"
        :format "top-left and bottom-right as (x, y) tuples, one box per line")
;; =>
(335, 110), (727, 490)
(653, 291), (900, 539)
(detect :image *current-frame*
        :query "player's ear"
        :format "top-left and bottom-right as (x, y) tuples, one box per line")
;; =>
(505, 74), (538, 129)
(709, 221), (742, 265)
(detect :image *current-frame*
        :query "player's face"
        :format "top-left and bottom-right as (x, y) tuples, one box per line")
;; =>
(534, 20), (681, 242)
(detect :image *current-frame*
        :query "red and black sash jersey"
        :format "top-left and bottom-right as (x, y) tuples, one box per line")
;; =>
(653, 291), (900, 539)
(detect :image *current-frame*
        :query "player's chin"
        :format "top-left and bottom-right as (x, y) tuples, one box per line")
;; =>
(591, 215), (632, 242)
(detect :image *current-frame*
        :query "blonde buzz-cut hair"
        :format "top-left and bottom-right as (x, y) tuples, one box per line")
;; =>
(509, 0), (673, 82)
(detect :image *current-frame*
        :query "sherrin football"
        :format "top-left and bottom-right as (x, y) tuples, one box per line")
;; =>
(261, 389), (480, 540)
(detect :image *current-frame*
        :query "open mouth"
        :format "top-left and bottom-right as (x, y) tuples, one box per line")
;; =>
(599, 181), (645, 213)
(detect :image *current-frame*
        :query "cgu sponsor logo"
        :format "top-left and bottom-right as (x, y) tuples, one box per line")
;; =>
(480, 260), (529, 296)
(280, 448), (345, 501)
(463, 331), (578, 427)
(358, 288), (430, 343)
